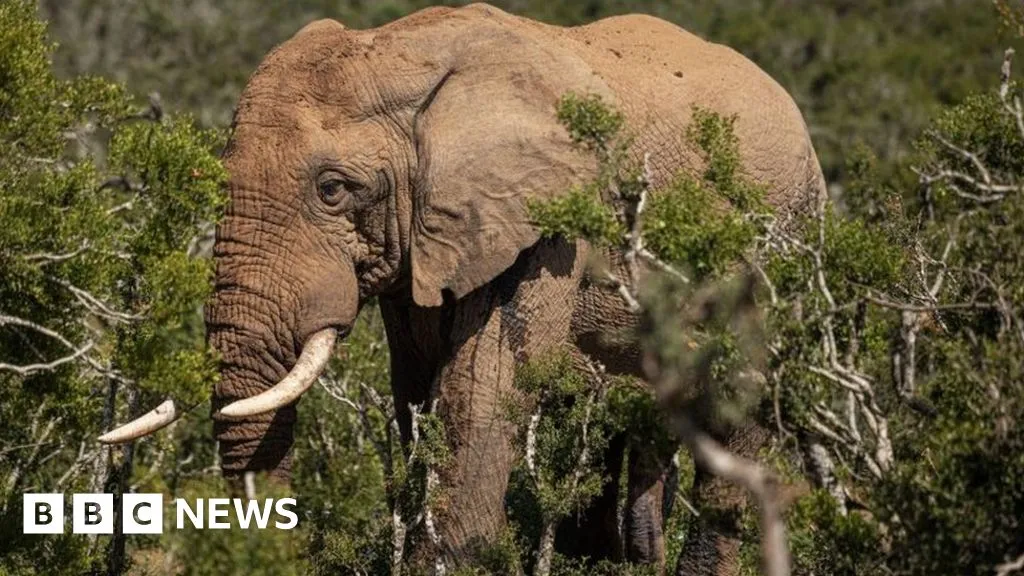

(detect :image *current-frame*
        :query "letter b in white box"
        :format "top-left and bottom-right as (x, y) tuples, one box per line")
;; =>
(123, 494), (163, 534)
(23, 494), (63, 534)
(73, 493), (114, 534)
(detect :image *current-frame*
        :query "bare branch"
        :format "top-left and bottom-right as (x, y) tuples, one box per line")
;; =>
(997, 553), (1024, 576)
(0, 314), (97, 376)
(55, 279), (143, 323)
(601, 270), (642, 313)
(24, 240), (91, 264)
(674, 415), (789, 576)
(928, 131), (995, 187)
(3, 401), (62, 500)
(805, 439), (848, 514)
(525, 406), (542, 482)
(0, 339), (94, 376)
(914, 166), (1017, 201)
(406, 399), (446, 576)
(56, 441), (96, 490)
(623, 153), (652, 291)
(638, 247), (690, 284)
(1000, 48), (1024, 141)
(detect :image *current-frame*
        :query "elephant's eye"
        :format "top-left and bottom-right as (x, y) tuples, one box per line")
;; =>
(316, 171), (362, 207)
(318, 177), (347, 206)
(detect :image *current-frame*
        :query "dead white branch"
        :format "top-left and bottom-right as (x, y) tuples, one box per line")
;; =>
(675, 415), (789, 576)
(24, 240), (91, 264)
(623, 153), (652, 291)
(601, 270), (641, 313)
(56, 279), (143, 323)
(0, 339), (94, 376)
(997, 552), (1024, 576)
(0, 314), (97, 376)
(525, 406), (542, 481)
(1000, 48), (1024, 141)
(806, 440), (847, 514)
(409, 399), (446, 576)
(531, 357), (607, 576)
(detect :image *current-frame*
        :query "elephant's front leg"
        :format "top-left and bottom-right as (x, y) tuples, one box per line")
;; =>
(625, 438), (672, 569)
(430, 238), (585, 564)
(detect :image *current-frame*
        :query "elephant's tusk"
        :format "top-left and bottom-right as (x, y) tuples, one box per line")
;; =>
(97, 399), (183, 444)
(216, 328), (337, 420)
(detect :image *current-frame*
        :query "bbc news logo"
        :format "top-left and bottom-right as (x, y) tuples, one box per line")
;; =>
(23, 494), (298, 534)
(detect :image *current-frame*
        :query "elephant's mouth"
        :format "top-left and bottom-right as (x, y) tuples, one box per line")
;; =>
(96, 326), (343, 444)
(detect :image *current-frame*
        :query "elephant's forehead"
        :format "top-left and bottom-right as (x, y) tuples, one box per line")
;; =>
(225, 108), (395, 186)
(232, 92), (332, 133)
(232, 64), (368, 147)
(237, 67), (361, 120)
(238, 21), (437, 121)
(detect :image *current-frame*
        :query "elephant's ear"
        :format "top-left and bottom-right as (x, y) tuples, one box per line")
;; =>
(409, 24), (611, 307)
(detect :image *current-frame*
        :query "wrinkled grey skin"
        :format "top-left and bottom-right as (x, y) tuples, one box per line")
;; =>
(206, 4), (824, 572)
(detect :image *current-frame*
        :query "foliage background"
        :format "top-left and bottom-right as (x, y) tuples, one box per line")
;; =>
(3, 0), (1024, 574)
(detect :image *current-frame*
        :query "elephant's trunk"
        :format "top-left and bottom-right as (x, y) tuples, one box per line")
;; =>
(100, 168), (358, 481)
(205, 196), (358, 479)
(207, 292), (301, 479)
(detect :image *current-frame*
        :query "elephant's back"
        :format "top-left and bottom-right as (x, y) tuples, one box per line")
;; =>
(377, 4), (823, 216)
(553, 14), (825, 218)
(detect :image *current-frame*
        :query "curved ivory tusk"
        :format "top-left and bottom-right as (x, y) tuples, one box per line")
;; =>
(97, 399), (182, 444)
(216, 328), (337, 420)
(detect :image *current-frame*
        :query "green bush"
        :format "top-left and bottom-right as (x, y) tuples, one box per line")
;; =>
(0, 1), (225, 572)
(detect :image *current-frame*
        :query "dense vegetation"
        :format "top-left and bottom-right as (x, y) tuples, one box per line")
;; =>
(4, 0), (1024, 574)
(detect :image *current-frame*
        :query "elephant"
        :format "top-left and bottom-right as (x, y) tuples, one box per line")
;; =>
(100, 3), (825, 573)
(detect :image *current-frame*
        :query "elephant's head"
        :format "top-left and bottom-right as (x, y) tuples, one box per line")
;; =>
(98, 5), (608, 478)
